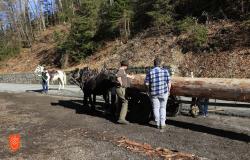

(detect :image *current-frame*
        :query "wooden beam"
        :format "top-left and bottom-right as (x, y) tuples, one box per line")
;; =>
(130, 75), (250, 103)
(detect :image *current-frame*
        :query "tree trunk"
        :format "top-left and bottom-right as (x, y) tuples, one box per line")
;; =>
(110, 0), (114, 6)
(25, 0), (35, 41)
(241, 0), (244, 14)
(130, 75), (250, 103)
(39, 0), (46, 30)
(72, 1), (75, 16)
(58, 0), (63, 12)
(8, 1), (22, 45)
(61, 53), (69, 69)
(0, 24), (4, 34)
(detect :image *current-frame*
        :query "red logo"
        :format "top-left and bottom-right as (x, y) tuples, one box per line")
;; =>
(9, 134), (21, 152)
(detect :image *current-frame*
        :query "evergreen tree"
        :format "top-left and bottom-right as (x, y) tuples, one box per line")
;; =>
(147, 0), (174, 30)
(133, 0), (154, 32)
(96, 0), (134, 41)
(60, 0), (102, 62)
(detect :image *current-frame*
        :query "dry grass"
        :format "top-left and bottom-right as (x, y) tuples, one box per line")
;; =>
(0, 25), (69, 73)
(0, 21), (249, 78)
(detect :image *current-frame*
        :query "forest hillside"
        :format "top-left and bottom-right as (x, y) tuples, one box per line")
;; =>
(0, 0), (249, 78)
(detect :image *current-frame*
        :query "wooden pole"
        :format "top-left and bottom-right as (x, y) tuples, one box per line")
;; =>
(130, 75), (250, 103)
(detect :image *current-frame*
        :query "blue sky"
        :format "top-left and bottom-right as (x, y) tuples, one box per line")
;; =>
(0, 0), (57, 25)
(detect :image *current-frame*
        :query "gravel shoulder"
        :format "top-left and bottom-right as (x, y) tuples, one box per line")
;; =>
(0, 92), (250, 160)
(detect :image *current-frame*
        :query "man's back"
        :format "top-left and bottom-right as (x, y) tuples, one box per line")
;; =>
(145, 67), (171, 96)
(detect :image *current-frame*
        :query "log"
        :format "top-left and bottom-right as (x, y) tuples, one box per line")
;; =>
(130, 75), (250, 103)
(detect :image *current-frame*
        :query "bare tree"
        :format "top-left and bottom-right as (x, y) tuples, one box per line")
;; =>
(110, 0), (114, 6)
(38, 0), (46, 30)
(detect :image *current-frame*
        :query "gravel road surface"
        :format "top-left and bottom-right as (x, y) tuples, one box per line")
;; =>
(0, 90), (250, 159)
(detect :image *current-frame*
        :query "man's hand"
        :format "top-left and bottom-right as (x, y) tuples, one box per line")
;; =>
(168, 82), (171, 96)
(117, 77), (122, 86)
(127, 74), (135, 79)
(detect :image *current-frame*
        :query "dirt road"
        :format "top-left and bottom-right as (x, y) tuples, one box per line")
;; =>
(0, 92), (250, 160)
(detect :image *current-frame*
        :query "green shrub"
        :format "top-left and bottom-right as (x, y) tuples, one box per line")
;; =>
(0, 45), (20, 61)
(176, 17), (196, 33)
(53, 31), (62, 43)
(178, 24), (208, 53)
(0, 35), (20, 61)
(147, 0), (174, 29)
(190, 25), (208, 48)
(176, 17), (208, 51)
(242, 19), (250, 30)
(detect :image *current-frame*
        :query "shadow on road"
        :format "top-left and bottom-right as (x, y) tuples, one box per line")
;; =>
(51, 98), (152, 125)
(51, 99), (117, 123)
(26, 88), (60, 93)
(167, 119), (250, 143)
(50, 99), (250, 143)
(26, 89), (43, 93)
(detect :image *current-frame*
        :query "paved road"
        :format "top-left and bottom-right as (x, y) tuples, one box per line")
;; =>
(0, 83), (84, 97)
(1, 92), (250, 160)
(1, 83), (250, 117)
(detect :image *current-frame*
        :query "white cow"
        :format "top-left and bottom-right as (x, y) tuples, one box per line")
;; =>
(34, 65), (67, 90)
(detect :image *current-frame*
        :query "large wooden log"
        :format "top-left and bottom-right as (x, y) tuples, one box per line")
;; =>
(130, 75), (250, 103)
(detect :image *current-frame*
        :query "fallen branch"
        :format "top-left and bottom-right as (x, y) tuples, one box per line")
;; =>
(117, 137), (201, 160)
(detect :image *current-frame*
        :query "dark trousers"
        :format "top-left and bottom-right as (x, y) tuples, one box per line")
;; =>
(42, 80), (48, 93)
(201, 98), (209, 115)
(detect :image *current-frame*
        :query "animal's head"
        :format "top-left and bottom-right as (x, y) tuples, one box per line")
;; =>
(104, 72), (119, 87)
(70, 68), (80, 80)
(71, 67), (97, 87)
(34, 65), (44, 76)
(108, 73), (117, 82)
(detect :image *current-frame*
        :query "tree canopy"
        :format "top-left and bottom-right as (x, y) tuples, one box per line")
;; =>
(0, 0), (249, 64)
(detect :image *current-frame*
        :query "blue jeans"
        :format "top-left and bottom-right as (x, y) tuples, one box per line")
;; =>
(201, 98), (209, 116)
(42, 80), (48, 93)
(151, 94), (169, 127)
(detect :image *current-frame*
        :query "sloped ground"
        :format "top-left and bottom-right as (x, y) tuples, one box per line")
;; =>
(0, 25), (68, 73)
(0, 21), (249, 78)
(75, 21), (250, 78)
(0, 92), (250, 159)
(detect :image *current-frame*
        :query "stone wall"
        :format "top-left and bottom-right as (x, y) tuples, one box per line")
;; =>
(0, 72), (74, 84)
(0, 73), (40, 84)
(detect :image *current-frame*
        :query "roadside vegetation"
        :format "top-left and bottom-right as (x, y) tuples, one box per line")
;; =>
(0, 0), (249, 69)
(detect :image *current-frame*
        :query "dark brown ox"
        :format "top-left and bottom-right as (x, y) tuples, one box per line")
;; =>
(70, 68), (118, 110)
